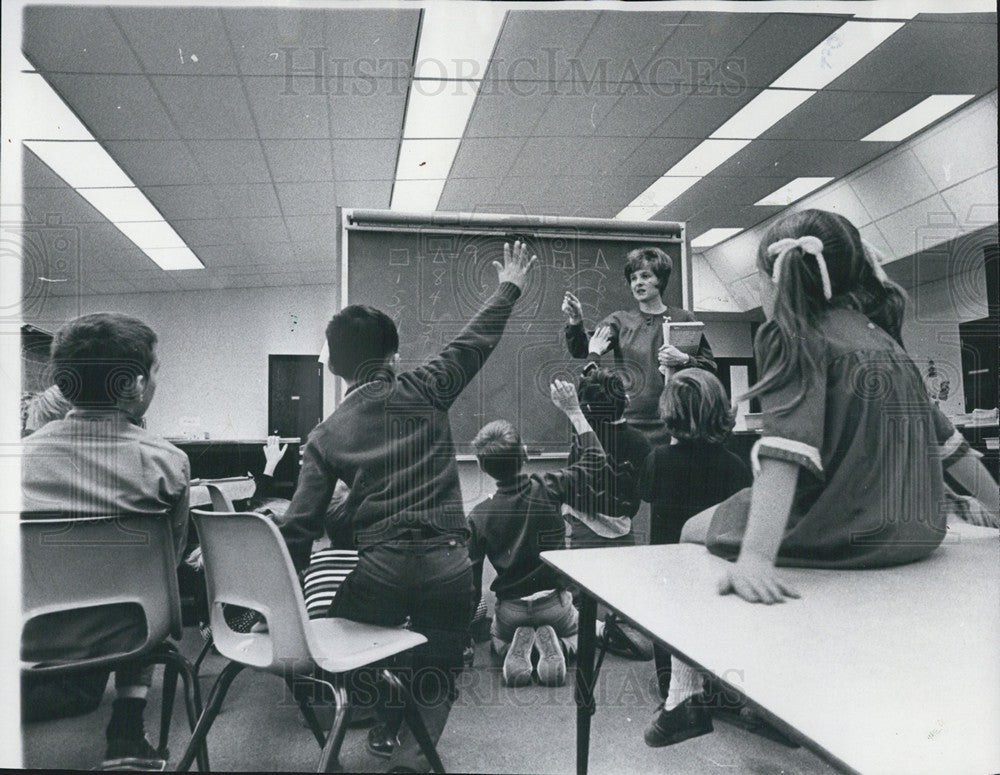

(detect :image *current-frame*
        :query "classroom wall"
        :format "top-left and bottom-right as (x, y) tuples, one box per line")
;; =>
(22, 284), (339, 439)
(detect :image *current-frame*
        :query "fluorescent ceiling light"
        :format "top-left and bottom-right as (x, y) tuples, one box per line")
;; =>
(25, 141), (134, 188)
(21, 74), (92, 141)
(403, 82), (480, 139)
(143, 247), (206, 271)
(711, 89), (815, 139)
(665, 140), (750, 177)
(413, 5), (505, 80)
(615, 177), (701, 220)
(691, 228), (743, 248)
(395, 138), (462, 180)
(771, 21), (904, 90)
(862, 94), (976, 141)
(76, 187), (164, 223)
(115, 221), (188, 251)
(756, 177), (835, 206)
(391, 179), (449, 212)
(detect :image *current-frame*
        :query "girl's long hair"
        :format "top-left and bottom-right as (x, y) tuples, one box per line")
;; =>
(742, 209), (908, 413)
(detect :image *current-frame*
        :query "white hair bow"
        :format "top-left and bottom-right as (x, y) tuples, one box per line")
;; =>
(861, 239), (890, 285)
(767, 236), (832, 300)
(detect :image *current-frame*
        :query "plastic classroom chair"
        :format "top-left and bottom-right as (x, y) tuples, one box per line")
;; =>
(21, 514), (208, 770)
(176, 508), (446, 773)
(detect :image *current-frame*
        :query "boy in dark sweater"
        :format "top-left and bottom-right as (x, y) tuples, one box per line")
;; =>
(468, 380), (606, 687)
(280, 241), (536, 773)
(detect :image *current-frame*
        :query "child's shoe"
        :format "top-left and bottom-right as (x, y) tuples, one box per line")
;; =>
(643, 696), (713, 747)
(101, 736), (167, 770)
(502, 626), (535, 687)
(533, 625), (566, 687)
(366, 723), (398, 758)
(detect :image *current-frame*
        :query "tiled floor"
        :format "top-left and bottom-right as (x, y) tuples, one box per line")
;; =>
(22, 627), (835, 774)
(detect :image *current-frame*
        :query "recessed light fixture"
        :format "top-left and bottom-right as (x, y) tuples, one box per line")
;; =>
(861, 95), (976, 141)
(755, 177), (835, 206)
(710, 90), (815, 140)
(771, 21), (905, 90)
(691, 228), (743, 249)
(391, 6), (505, 211)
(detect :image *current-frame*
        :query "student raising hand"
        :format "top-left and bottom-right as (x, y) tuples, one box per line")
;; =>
(492, 240), (537, 290)
(549, 378), (582, 415)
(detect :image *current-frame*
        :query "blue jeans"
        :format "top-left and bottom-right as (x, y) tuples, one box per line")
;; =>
(328, 533), (472, 772)
(492, 589), (578, 659)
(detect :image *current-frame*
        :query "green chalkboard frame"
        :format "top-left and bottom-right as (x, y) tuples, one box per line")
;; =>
(340, 209), (688, 454)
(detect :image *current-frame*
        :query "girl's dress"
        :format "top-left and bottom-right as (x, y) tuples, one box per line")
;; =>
(708, 308), (968, 569)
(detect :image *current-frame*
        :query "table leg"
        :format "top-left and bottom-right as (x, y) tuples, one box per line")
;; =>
(575, 592), (597, 775)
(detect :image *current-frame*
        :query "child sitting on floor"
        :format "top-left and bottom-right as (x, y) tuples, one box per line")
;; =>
(644, 208), (1000, 747)
(469, 379), (606, 687)
(639, 369), (751, 700)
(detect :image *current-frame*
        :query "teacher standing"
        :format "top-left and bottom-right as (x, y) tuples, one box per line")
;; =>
(563, 246), (716, 447)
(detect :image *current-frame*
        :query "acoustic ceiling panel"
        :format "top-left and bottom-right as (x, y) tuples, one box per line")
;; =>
(329, 138), (399, 181)
(45, 73), (178, 140)
(113, 7), (239, 76)
(190, 140), (272, 185)
(263, 139), (335, 182)
(275, 182), (340, 217)
(169, 218), (243, 248)
(102, 140), (205, 185)
(484, 11), (597, 83)
(23, 6), (141, 73)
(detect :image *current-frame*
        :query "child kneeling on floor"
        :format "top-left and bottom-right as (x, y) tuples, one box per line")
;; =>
(469, 380), (606, 687)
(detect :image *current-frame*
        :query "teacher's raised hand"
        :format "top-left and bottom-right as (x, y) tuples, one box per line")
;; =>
(588, 324), (613, 357)
(493, 240), (537, 290)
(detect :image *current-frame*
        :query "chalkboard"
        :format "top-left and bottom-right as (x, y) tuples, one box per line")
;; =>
(342, 210), (686, 452)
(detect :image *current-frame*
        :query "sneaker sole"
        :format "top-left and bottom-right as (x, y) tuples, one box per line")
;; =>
(502, 627), (535, 687)
(98, 757), (167, 771)
(534, 626), (566, 687)
(644, 716), (713, 748)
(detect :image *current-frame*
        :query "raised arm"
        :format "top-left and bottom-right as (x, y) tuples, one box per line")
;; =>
(537, 380), (607, 503)
(413, 240), (536, 410)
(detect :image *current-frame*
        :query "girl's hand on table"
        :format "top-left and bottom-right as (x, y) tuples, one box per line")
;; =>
(718, 555), (800, 604)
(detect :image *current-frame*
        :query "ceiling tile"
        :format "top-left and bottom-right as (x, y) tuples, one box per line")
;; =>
(327, 86), (409, 140)
(144, 184), (225, 221)
(449, 137), (523, 181)
(23, 148), (74, 189)
(330, 139), (399, 182)
(569, 11), (691, 84)
(194, 244), (259, 268)
(292, 243), (337, 264)
(112, 7), (238, 76)
(103, 140), (205, 185)
(724, 13), (848, 89)
(827, 18), (998, 95)
(849, 149), (939, 221)
(651, 90), (762, 139)
(618, 136), (700, 179)
(24, 187), (106, 224)
(151, 75), (256, 139)
(241, 243), (297, 265)
(244, 76), (331, 139)
(939, 167), (999, 228)
(463, 88), (552, 138)
(170, 218), (243, 248)
(910, 100), (999, 191)
(762, 90), (927, 143)
(533, 92), (622, 137)
(45, 73), (179, 141)
(595, 90), (694, 138)
(713, 140), (887, 180)
(220, 8), (328, 76)
(437, 177), (501, 212)
(263, 140), (334, 182)
(556, 136), (647, 177)
(276, 182), (339, 217)
(190, 140), (271, 184)
(283, 216), (339, 246)
(24, 6), (142, 74)
(336, 180), (390, 209)
(485, 11), (597, 83)
(507, 137), (587, 178)
(229, 217), (291, 245)
(212, 184), (282, 218)
(794, 181), (875, 228)
(875, 193), (956, 260)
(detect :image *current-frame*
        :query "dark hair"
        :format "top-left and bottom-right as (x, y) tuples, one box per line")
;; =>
(577, 367), (628, 424)
(50, 313), (157, 407)
(743, 209), (907, 413)
(659, 369), (735, 444)
(326, 305), (399, 382)
(624, 247), (672, 293)
(472, 420), (524, 481)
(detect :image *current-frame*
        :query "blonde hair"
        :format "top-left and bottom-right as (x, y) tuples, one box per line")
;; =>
(659, 369), (735, 444)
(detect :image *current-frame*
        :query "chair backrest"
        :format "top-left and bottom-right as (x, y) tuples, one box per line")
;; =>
(191, 508), (315, 674)
(21, 514), (182, 673)
(205, 482), (235, 512)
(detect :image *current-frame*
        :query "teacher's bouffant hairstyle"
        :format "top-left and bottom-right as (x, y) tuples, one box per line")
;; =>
(50, 312), (157, 407)
(624, 246), (672, 292)
(326, 305), (399, 382)
(659, 368), (735, 444)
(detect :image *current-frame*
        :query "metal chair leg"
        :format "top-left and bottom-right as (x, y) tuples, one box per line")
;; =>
(193, 635), (215, 676)
(176, 661), (245, 772)
(316, 684), (350, 773)
(284, 674), (327, 748)
(381, 669), (446, 774)
(163, 647), (209, 771)
(158, 659), (179, 758)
